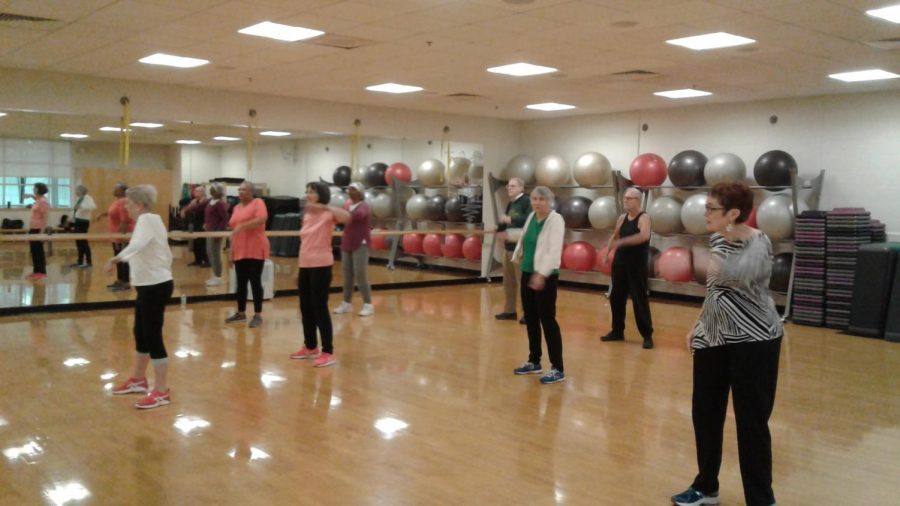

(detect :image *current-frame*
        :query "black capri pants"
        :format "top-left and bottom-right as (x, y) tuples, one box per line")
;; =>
(134, 279), (174, 359)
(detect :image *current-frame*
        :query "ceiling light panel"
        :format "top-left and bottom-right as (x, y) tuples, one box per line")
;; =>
(238, 21), (324, 42)
(526, 102), (576, 111)
(139, 53), (209, 68)
(654, 89), (713, 99)
(365, 83), (423, 94)
(130, 122), (163, 128)
(176, 140), (202, 144)
(828, 69), (900, 82)
(866, 5), (900, 23)
(487, 62), (557, 76)
(259, 131), (291, 137)
(666, 32), (755, 50)
(213, 136), (240, 141)
(60, 133), (88, 139)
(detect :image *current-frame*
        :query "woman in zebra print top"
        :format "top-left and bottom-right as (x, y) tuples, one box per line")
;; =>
(673, 182), (783, 506)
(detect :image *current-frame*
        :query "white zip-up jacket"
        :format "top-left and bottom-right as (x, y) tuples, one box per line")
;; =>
(511, 211), (565, 277)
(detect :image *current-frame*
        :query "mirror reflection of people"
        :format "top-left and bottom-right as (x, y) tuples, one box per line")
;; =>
(71, 185), (96, 269)
(181, 185), (209, 267)
(333, 183), (374, 316)
(104, 185), (175, 410)
(95, 182), (134, 292)
(511, 186), (566, 385)
(601, 187), (654, 349)
(226, 181), (268, 328)
(494, 177), (531, 323)
(24, 182), (50, 281)
(204, 183), (229, 287)
(673, 181), (784, 506)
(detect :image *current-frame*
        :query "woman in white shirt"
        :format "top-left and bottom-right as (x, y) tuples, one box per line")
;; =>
(103, 184), (175, 410)
(71, 185), (96, 268)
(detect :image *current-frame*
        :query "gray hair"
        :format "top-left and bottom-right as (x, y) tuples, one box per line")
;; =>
(530, 185), (555, 201)
(625, 187), (643, 199)
(126, 184), (157, 209)
(240, 181), (256, 194)
(76, 185), (88, 195)
(209, 182), (225, 198)
(508, 177), (524, 187)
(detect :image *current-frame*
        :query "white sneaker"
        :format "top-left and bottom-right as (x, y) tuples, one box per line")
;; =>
(333, 302), (353, 314)
(205, 277), (223, 286)
(358, 303), (374, 316)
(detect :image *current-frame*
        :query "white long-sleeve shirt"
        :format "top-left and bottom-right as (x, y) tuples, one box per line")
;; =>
(73, 194), (96, 220)
(115, 213), (173, 286)
(511, 211), (565, 277)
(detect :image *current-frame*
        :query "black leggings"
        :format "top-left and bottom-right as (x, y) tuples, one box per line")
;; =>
(134, 280), (174, 359)
(74, 219), (91, 265)
(234, 258), (264, 313)
(609, 258), (653, 339)
(299, 266), (333, 353)
(112, 243), (130, 283)
(28, 229), (46, 274)
(520, 272), (563, 372)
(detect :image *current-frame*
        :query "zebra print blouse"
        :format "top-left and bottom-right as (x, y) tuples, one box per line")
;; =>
(691, 231), (783, 350)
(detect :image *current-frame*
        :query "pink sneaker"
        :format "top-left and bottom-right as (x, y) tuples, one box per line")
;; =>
(313, 352), (336, 368)
(289, 347), (320, 360)
(111, 377), (148, 395)
(135, 389), (171, 409)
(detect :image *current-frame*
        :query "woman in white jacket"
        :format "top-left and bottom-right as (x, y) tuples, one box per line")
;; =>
(511, 186), (567, 384)
(103, 185), (175, 410)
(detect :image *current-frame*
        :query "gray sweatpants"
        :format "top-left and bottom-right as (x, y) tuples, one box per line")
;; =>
(341, 246), (372, 304)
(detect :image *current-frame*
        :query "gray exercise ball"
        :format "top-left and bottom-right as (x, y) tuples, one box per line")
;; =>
(448, 157), (470, 185)
(406, 194), (429, 220)
(503, 154), (535, 184)
(648, 196), (684, 234)
(417, 159), (446, 186)
(535, 155), (571, 186)
(681, 193), (709, 235)
(756, 194), (794, 240)
(588, 196), (618, 230)
(573, 152), (612, 187)
(328, 187), (347, 208)
(469, 152), (484, 183)
(370, 191), (393, 218)
(352, 165), (367, 184)
(705, 153), (746, 185)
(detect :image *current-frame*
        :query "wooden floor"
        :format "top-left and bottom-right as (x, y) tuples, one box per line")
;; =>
(0, 243), (475, 308)
(0, 284), (898, 505)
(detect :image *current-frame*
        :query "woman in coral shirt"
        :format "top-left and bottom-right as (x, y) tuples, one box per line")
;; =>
(24, 182), (50, 281)
(226, 181), (269, 328)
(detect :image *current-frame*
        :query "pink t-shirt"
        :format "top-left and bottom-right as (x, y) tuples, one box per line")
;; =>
(108, 198), (134, 233)
(229, 198), (270, 261)
(29, 196), (50, 230)
(299, 208), (336, 268)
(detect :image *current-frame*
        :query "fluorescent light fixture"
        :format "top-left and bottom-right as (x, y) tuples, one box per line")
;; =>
(130, 122), (163, 128)
(176, 139), (201, 144)
(63, 357), (90, 367)
(44, 482), (90, 506)
(525, 102), (576, 111)
(60, 133), (88, 139)
(487, 62), (557, 76)
(139, 53), (208, 68)
(867, 4), (900, 23)
(238, 21), (324, 42)
(0, 112), (6, 117)
(320, 131), (342, 135)
(213, 136), (241, 141)
(654, 88), (713, 99)
(99, 126), (124, 132)
(365, 83), (423, 94)
(828, 69), (900, 82)
(666, 32), (755, 50)
(259, 130), (290, 137)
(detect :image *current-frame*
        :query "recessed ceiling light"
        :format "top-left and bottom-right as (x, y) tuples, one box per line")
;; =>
(139, 53), (209, 68)
(365, 83), (424, 94)
(320, 131), (343, 135)
(99, 126), (124, 132)
(130, 122), (163, 128)
(654, 88), (713, 99)
(259, 131), (291, 137)
(486, 62), (557, 77)
(666, 32), (755, 50)
(867, 4), (900, 23)
(60, 133), (89, 139)
(526, 102), (576, 111)
(176, 139), (201, 144)
(238, 21), (324, 42)
(0, 112), (6, 117)
(213, 136), (241, 141)
(828, 69), (900, 82)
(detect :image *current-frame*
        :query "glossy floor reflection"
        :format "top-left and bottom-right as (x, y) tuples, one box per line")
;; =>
(0, 285), (898, 504)
(0, 242), (474, 308)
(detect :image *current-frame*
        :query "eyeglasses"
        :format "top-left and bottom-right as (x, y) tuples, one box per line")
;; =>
(704, 206), (725, 214)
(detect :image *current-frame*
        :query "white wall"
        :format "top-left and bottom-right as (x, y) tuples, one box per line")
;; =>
(521, 90), (900, 239)
(71, 141), (171, 171)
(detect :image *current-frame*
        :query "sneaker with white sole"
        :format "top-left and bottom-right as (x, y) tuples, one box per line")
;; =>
(513, 362), (543, 375)
(671, 488), (720, 506)
(205, 277), (223, 286)
(135, 389), (171, 409)
(540, 368), (566, 384)
(313, 352), (336, 367)
(111, 377), (149, 395)
(358, 303), (374, 316)
(333, 302), (353, 314)
(290, 347), (320, 360)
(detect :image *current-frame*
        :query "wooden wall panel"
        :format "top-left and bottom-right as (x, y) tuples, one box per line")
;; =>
(78, 167), (173, 228)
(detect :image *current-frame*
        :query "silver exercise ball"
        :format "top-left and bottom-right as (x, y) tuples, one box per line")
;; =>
(756, 194), (794, 240)
(573, 152), (612, 187)
(352, 166), (367, 184)
(503, 154), (535, 184)
(535, 155), (571, 186)
(469, 151), (484, 184)
(588, 196), (618, 230)
(328, 187), (347, 208)
(405, 194), (429, 220)
(705, 153), (746, 185)
(681, 193), (708, 235)
(648, 196), (684, 234)
(417, 159), (445, 186)
(448, 157), (471, 185)
(370, 191), (393, 218)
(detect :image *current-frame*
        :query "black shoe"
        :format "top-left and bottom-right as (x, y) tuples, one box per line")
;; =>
(187, 262), (201, 266)
(494, 312), (517, 321)
(519, 317), (526, 325)
(642, 338), (654, 349)
(106, 281), (122, 289)
(601, 332), (625, 342)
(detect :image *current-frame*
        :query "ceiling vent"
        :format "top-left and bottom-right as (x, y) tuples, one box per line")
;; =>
(306, 34), (371, 50)
(866, 37), (900, 50)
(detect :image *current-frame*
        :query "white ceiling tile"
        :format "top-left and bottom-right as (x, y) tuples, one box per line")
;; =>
(417, 1), (514, 24)
(308, 0), (402, 23)
(2, 0), (117, 21)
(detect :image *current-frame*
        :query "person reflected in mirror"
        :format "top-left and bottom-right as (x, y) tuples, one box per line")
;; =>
(333, 182), (374, 317)
(494, 177), (532, 323)
(203, 183), (229, 287)
(181, 185), (210, 267)
(24, 182), (50, 281)
(225, 181), (269, 328)
(95, 182), (134, 291)
(70, 185), (96, 269)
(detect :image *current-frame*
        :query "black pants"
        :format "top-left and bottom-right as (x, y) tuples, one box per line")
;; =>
(112, 243), (129, 283)
(74, 219), (91, 265)
(299, 266), (333, 354)
(609, 259), (653, 339)
(691, 338), (782, 506)
(134, 280), (173, 359)
(28, 229), (46, 274)
(520, 272), (563, 372)
(234, 258), (264, 313)
(192, 236), (208, 265)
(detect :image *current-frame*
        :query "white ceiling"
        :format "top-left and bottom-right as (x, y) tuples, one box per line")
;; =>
(0, 0), (899, 121)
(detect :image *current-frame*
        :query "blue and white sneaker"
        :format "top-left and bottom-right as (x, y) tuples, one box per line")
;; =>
(539, 368), (565, 384)
(671, 488), (719, 506)
(513, 362), (542, 375)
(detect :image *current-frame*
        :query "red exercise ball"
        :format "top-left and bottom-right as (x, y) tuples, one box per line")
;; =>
(629, 153), (668, 187)
(595, 245), (616, 274)
(658, 246), (693, 282)
(562, 241), (596, 272)
(462, 236), (482, 260)
(370, 227), (388, 250)
(402, 233), (425, 255)
(746, 206), (758, 228)
(422, 233), (443, 256)
(385, 162), (413, 184)
(442, 234), (464, 258)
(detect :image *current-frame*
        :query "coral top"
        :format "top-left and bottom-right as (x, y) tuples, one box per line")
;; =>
(299, 208), (336, 268)
(107, 197), (134, 233)
(228, 198), (269, 261)
(29, 196), (50, 230)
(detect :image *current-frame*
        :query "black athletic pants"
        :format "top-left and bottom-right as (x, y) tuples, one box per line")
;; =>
(28, 229), (46, 274)
(134, 280), (174, 359)
(609, 258), (653, 339)
(299, 266), (334, 354)
(234, 258), (264, 313)
(520, 272), (563, 372)
(74, 219), (92, 265)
